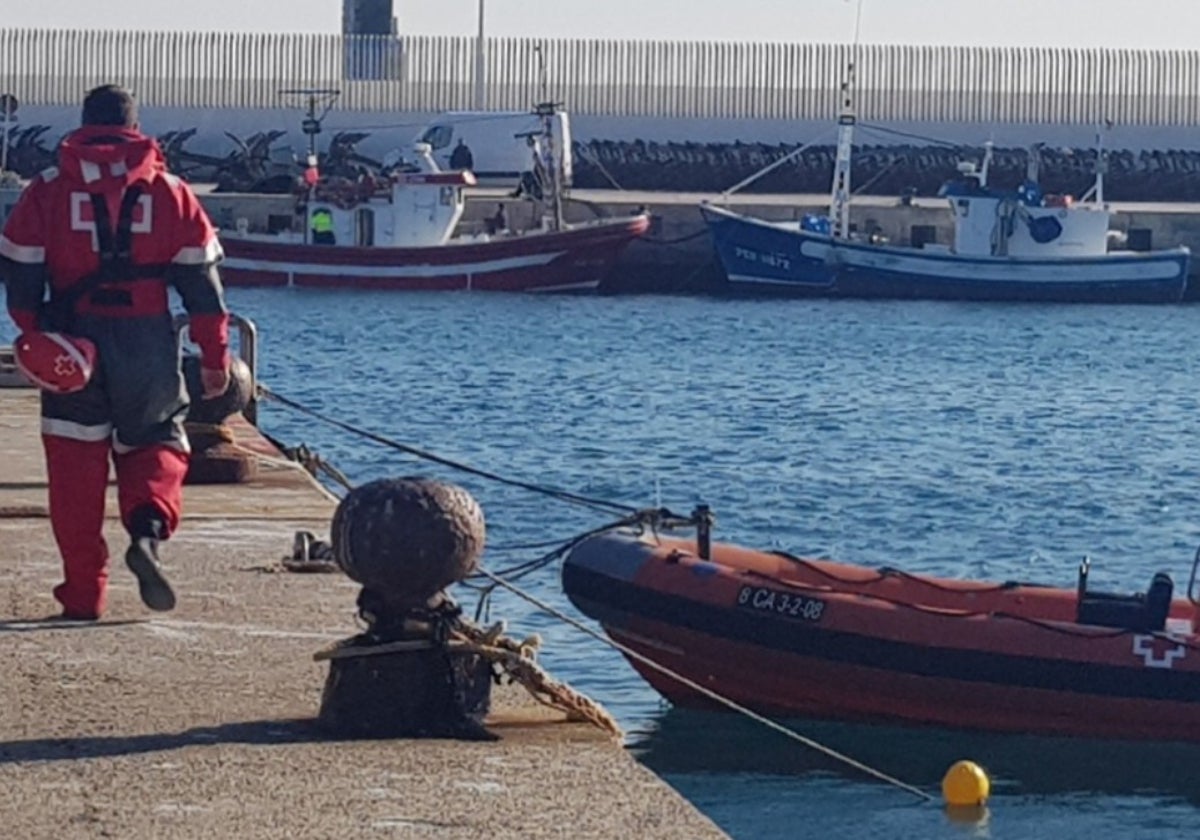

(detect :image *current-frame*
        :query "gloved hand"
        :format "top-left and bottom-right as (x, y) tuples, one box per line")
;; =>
(200, 364), (230, 399)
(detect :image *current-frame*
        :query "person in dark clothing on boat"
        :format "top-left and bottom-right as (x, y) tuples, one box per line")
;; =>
(510, 138), (548, 202)
(486, 203), (507, 235)
(0, 83), (230, 621)
(449, 139), (474, 171)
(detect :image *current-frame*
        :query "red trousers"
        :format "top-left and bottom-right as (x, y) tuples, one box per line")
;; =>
(44, 436), (188, 617)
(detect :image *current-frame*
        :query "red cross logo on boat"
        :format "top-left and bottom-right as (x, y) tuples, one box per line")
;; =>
(1132, 634), (1187, 669)
(52, 353), (79, 378)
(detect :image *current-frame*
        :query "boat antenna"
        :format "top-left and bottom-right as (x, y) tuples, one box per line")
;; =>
(279, 88), (341, 163)
(534, 43), (549, 105)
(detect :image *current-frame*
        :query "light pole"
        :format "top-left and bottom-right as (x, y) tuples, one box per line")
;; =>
(0, 93), (17, 175)
(473, 0), (486, 110)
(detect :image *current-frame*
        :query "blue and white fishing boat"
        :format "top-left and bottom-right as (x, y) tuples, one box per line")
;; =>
(701, 74), (1191, 304)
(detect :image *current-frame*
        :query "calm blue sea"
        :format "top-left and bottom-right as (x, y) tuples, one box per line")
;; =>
(10, 287), (1200, 838)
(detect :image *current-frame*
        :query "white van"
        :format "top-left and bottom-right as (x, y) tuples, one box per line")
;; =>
(413, 109), (573, 190)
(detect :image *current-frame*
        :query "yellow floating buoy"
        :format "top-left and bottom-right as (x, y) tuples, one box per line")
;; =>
(942, 759), (990, 807)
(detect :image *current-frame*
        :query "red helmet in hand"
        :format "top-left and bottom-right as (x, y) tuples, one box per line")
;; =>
(14, 331), (98, 394)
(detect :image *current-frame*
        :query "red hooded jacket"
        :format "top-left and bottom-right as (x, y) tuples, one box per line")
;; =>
(0, 126), (228, 371)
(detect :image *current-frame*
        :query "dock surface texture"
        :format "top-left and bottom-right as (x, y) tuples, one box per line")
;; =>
(0, 387), (726, 839)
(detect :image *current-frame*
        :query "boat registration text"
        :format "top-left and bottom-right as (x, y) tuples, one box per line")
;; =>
(737, 585), (826, 622)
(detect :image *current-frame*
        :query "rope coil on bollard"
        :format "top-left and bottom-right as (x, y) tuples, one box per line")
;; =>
(313, 615), (624, 740)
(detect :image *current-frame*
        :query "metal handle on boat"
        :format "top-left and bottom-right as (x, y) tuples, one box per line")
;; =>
(173, 312), (259, 426)
(1188, 546), (1200, 606)
(692, 504), (714, 560)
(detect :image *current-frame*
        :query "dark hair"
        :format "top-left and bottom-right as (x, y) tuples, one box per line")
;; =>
(81, 84), (138, 128)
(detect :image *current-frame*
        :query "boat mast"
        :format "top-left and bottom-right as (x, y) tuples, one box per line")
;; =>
(979, 141), (994, 188)
(280, 88), (341, 244)
(829, 61), (855, 241)
(535, 101), (564, 232)
(1095, 121), (1109, 205)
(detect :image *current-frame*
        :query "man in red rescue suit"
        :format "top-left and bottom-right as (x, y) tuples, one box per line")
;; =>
(0, 85), (230, 620)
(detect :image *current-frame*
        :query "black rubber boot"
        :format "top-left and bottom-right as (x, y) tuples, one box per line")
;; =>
(125, 506), (177, 612)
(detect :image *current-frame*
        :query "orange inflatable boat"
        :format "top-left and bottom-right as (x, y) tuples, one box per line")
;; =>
(563, 530), (1200, 741)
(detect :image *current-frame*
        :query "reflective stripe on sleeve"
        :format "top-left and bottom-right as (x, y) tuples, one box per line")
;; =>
(0, 234), (46, 264)
(171, 238), (225, 265)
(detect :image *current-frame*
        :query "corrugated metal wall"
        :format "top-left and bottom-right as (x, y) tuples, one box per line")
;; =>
(1, 29), (1197, 124)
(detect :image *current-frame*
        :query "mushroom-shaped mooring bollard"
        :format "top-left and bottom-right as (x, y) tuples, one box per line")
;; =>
(331, 476), (486, 615)
(317, 477), (494, 740)
(182, 354), (255, 424)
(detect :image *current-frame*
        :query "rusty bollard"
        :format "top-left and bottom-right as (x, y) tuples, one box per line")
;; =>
(182, 355), (258, 485)
(316, 476), (495, 740)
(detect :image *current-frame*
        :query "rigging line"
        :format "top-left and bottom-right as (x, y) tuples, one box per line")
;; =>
(468, 514), (654, 584)
(852, 0), (866, 52)
(718, 127), (836, 200)
(857, 122), (966, 148)
(575, 145), (625, 191)
(476, 566), (934, 803)
(256, 385), (637, 517)
(486, 537), (594, 552)
(849, 152), (910, 196)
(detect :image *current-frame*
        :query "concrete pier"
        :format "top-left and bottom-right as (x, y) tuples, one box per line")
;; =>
(0, 384), (726, 839)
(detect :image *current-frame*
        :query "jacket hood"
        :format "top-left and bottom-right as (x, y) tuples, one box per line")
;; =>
(57, 126), (165, 188)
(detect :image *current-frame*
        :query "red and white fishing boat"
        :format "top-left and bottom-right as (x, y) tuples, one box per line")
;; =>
(219, 104), (649, 292)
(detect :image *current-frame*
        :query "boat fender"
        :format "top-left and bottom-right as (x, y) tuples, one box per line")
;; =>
(1027, 215), (1063, 244)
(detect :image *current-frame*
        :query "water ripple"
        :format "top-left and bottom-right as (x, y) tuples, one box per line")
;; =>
(9, 289), (1191, 838)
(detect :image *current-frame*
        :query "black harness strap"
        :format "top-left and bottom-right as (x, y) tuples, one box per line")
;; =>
(45, 184), (174, 329)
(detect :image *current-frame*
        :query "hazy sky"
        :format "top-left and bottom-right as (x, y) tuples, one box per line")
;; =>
(5, 0), (1200, 49)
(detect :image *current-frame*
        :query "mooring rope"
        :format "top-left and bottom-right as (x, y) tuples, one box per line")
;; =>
(476, 565), (935, 803)
(465, 509), (699, 623)
(257, 385), (637, 517)
(254, 388), (928, 797)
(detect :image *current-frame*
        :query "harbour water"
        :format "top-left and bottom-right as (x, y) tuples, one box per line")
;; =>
(8, 286), (1200, 837)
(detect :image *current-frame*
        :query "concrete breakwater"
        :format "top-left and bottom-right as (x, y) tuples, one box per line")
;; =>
(9, 130), (1200, 201)
(194, 188), (1200, 296)
(571, 142), (1200, 202)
